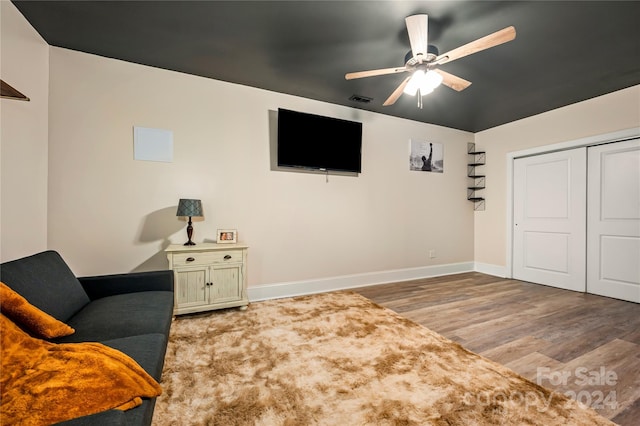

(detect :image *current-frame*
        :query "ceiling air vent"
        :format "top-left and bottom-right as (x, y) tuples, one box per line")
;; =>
(349, 94), (373, 104)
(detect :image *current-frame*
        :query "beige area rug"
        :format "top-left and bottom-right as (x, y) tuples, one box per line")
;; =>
(152, 291), (613, 425)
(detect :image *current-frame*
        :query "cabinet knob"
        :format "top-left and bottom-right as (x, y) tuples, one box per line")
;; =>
(224, 255), (232, 260)
(186, 257), (195, 262)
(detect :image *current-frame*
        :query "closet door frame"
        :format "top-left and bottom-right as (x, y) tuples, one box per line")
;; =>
(505, 128), (640, 279)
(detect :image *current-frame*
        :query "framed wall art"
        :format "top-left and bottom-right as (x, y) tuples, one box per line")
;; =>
(409, 139), (444, 173)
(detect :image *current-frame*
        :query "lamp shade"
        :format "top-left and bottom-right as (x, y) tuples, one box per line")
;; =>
(176, 199), (203, 217)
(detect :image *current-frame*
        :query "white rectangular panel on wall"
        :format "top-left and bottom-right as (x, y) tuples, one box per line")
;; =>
(587, 138), (640, 303)
(513, 148), (587, 292)
(133, 126), (173, 162)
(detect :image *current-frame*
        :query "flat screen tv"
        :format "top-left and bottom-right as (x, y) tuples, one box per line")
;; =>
(277, 108), (362, 173)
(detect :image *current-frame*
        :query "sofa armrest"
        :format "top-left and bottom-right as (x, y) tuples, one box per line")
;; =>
(78, 270), (174, 300)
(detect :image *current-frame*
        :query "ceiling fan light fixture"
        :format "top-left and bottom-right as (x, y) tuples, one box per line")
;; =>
(419, 86), (434, 96)
(424, 70), (443, 89)
(403, 69), (424, 96)
(404, 69), (443, 97)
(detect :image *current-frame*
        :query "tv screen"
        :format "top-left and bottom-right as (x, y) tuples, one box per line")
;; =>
(277, 108), (362, 173)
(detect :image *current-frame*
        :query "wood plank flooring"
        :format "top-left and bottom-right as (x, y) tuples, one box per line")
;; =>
(353, 272), (640, 425)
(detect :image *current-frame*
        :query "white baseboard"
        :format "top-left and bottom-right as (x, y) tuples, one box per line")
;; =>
(248, 262), (474, 302)
(473, 262), (507, 278)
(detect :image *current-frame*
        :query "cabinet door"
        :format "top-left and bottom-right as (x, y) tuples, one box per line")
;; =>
(174, 266), (210, 311)
(210, 264), (243, 303)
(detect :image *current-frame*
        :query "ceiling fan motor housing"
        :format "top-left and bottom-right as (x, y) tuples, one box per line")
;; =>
(405, 45), (439, 66)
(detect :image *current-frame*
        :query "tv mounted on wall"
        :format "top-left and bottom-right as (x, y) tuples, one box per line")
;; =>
(277, 108), (362, 173)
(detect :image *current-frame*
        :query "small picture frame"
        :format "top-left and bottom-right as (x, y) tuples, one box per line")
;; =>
(216, 229), (237, 244)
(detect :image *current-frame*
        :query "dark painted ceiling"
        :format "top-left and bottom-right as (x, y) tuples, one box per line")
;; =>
(12, 1), (640, 132)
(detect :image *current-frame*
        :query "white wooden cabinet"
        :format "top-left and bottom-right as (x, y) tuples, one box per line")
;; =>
(165, 243), (248, 315)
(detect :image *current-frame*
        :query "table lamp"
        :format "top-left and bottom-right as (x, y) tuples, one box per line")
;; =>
(176, 199), (203, 245)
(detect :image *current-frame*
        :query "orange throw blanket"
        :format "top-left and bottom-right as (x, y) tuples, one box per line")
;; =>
(0, 313), (162, 425)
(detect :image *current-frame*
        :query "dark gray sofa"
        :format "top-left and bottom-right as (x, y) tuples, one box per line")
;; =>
(0, 250), (174, 425)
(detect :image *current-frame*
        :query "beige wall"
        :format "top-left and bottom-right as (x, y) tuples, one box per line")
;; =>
(0, 1), (49, 262)
(474, 85), (640, 271)
(47, 47), (475, 284)
(8, 3), (636, 286)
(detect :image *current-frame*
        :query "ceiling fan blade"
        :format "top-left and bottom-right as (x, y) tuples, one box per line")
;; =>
(345, 66), (407, 80)
(405, 14), (429, 62)
(434, 69), (472, 92)
(383, 76), (412, 106)
(435, 26), (516, 65)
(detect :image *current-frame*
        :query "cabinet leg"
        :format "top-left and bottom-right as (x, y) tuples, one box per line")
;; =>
(239, 304), (249, 311)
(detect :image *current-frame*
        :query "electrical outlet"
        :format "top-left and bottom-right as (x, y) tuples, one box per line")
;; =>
(429, 249), (436, 259)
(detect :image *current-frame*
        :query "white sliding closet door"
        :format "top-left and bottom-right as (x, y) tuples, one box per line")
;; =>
(513, 148), (587, 292)
(587, 139), (640, 303)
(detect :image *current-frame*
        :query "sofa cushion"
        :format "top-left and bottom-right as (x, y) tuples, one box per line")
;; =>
(53, 408), (125, 425)
(55, 291), (174, 343)
(54, 399), (157, 426)
(0, 313), (161, 426)
(100, 334), (168, 381)
(53, 334), (168, 425)
(0, 251), (90, 323)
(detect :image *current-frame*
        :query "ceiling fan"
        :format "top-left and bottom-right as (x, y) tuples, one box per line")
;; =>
(345, 15), (516, 107)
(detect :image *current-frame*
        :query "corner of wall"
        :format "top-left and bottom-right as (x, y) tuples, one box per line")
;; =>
(0, 1), (50, 262)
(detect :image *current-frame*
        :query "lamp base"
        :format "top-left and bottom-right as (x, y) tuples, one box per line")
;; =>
(184, 217), (196, 246)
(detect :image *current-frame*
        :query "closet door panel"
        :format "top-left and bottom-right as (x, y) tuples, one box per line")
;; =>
(587, 139), (640, 303)
(513, 148), (587, 291)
